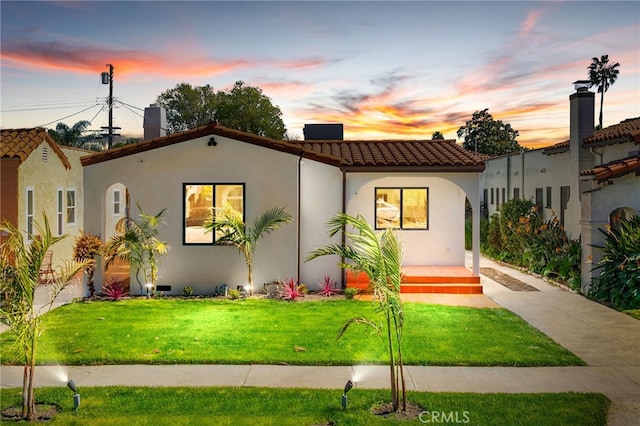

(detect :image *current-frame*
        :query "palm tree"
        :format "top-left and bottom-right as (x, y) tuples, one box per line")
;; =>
(306, 213), (407, 412)
(104, 203), (169, 295)
(205, 205), (292, 295)
(588, 55), (620, 129)
(0, 215), (87, 420)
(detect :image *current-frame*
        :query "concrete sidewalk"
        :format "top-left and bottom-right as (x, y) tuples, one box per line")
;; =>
(1, 255), (639, 424)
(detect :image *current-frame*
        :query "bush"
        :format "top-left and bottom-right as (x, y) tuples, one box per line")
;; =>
(102, 278), (128, 302)
(182, 286), (193, 296)
(343, 287), (358, 300)
(589, 215), (640, 310)
(227, 289), (241, 300)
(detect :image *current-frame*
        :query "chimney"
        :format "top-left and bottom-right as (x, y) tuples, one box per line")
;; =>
(143, 104), (167, 140)
(569, 80), (594, 163)
(303, 123), (344, 140)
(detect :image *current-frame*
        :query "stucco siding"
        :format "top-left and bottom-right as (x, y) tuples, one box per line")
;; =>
(345, 173), (472, 266)
(84, 135), (300, 295)
(299, 159), (343, 288)
(16, 144), (84, 269)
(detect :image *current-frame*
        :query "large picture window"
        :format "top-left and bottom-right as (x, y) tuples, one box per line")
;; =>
(375, 187), (428, 230)
(183, 183), (244, 244)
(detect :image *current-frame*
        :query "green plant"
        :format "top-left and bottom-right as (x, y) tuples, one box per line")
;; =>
(281, 278), (303, 301)
(205, 205), (292, 295)
(102, 278), (128, 301)
(589, 215), (640, 310)
(307, 213), (407, 412)
(104, 202), (169, 295)
(227, 289), (241, 300)
(182, 286), (193, 296)
(0, 215), (87, 420)
(318, 275), (341, 297)
(344, 287), (358, 300)
(72, 232), (103, 297)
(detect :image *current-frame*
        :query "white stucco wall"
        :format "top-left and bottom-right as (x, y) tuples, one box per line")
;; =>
(299, 159), (344, 288)
(481, 149), (581, 239)
(17, 144), (84, 269)
(344, 173), (478, 266)
(84, 135), (301, 295)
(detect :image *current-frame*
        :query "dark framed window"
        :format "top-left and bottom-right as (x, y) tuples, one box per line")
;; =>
(546, 186), (552, 208)
(490, 188), (494, 205)
(375, 187), (428, 230)
(513, 187), (520, 199)
(183, 183), (245, 245)
(535, 188), (543, 210)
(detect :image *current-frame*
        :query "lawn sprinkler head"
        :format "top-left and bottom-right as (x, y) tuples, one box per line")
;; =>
(341, 379), (354, 410)
(67, 379), (80, 411)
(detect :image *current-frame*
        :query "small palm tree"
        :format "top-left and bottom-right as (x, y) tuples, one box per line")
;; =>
(104, 203), (169, 295)
(306, 213), (407, 412)
(205, 205), (292, 295)
(588, 54), (620, 129)
(0, 215), (87, 420)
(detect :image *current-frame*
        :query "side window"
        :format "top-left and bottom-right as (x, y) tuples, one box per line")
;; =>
(66, 189), (76, 225)
(57, 188), (64, 236)
(26, 187), (34, 242)
(113, 189), (121, 215)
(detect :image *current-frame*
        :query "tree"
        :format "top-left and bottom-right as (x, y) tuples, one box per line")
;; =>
(155, 83), (219, 133)
(306, 213), (407, 412)
(103, 203), (169, 295)
(457, 109), (521, 156)
(0, 215), (87, 420)
(204, 205), (292, 295)
(72, 232), (103, 297)
(156, 81), (287, 138)
(588, 54), (620, 129)
(431, 131), (445, 140)
(216, 81), (286, 139)
(48, 121), (104, 151)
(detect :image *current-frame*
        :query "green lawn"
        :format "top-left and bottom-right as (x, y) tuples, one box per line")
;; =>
(1, 298), (583, 366)
(0, 387), (609, 425)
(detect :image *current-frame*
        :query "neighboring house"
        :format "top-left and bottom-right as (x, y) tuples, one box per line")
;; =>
(81, 124), (485, 296)
(1, 128), (86, 270)
(480, 83), (640, 291)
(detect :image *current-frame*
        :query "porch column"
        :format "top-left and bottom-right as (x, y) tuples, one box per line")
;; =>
(472, 187), (480, 276)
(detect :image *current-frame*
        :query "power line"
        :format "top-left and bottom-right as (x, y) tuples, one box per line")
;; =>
(35, 104), (103, 128)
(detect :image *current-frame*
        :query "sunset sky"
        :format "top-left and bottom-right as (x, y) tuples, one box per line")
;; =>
(1, 1), (638, 149)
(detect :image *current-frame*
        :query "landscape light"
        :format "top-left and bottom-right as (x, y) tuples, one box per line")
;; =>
(67, 379), (80, 411)
(146, 283), (153, 298)
(341, 379), (354, 410)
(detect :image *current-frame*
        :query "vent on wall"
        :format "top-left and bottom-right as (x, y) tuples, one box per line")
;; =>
(42, 146), (48, 162)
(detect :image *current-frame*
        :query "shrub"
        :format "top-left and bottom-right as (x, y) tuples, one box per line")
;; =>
(281, 278), (303, 301)
(73, 232), (103, 297)
(318, 275), (341, 297)
(102, 278), (128, 302)
(343, 287), (358, 300)
(182, 286), (193, 296)
(227, 289), (241, 300)
(589, 215), (640, 310)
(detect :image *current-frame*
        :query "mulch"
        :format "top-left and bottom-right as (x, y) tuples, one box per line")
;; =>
(480, 268), (539, 292)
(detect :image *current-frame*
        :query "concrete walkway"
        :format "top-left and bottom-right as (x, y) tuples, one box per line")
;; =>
(1, 255), (639, 424)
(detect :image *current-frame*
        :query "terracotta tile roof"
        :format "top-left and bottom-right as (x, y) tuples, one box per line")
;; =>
(584, 117), (640, 146)
(82, 123), (485, 172)
(1, 128), (71, 169)
(295, 139), (485, 172)
(580, 154), (640, 183)
(543, 140), (569, 155)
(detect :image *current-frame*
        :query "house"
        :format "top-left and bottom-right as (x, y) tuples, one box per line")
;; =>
(1, 128), (86, 270)
(480, 82), (640, 291)
(81, 123), (485, 296)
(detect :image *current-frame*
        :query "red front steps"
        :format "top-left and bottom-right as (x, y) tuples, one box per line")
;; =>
(346, 266), (482, 294)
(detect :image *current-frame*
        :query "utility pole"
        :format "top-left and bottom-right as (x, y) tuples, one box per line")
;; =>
(100, 64), (119, 149)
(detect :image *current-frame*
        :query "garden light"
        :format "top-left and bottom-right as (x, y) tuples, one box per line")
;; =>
(341, 379), (354, 410)
(146, 283), (152, 298)
(67, 379), (80, 411)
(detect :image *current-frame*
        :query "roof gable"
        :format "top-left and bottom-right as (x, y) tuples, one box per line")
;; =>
(1, 128), (71, 169)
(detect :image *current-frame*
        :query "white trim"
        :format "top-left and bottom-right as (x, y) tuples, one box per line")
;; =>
(66, 187), (77, 226)
(26, 187), (34, 242)
(57, 187), (64, 236)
